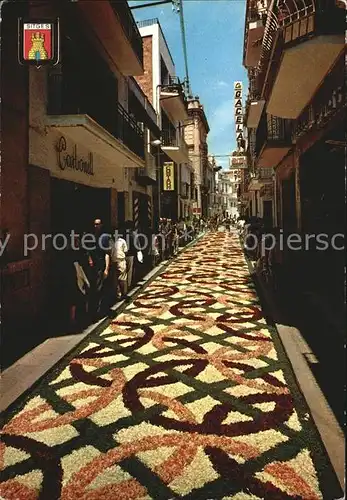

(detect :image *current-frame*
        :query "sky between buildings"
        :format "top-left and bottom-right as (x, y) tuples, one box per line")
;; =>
(130, 0), (248, 170)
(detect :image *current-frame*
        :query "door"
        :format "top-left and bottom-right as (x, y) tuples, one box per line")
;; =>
(263, 200), (273, 228)
(282, 172), (296, 232)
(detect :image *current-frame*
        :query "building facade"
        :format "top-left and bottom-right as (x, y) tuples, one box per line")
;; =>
(243, 0), (344, 228)
(216, 170), (233, 217)
(1, 1), (160, 343)
(184, 96), (210, 218)
(242, 0), (345, 299)
(136, 18), (192, 224)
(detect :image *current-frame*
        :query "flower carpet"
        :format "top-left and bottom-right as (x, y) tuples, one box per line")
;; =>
(0, 231), (341, 499)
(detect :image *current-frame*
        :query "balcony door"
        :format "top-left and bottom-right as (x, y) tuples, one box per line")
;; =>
(161, 111), (176, 145)
(60, 13), (118, 131)
(51, 178), (111, 235)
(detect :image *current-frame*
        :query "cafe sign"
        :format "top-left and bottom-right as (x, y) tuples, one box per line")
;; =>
(56, 136), (94, 176)
(163, 162), (174, 191)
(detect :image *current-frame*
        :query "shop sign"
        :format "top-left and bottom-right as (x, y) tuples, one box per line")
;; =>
(56, 136), (94, 176)
(18, 19), (60, 66)
(230, 155), (247, 169)
(234, 81), (244, 146)
(163, 162), (174, 191)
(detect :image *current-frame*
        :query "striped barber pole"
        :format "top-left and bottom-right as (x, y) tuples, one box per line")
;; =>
(148, 197), (152, 227)
(133, 194), (139, 231)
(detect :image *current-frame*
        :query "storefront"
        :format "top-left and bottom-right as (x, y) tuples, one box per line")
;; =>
(275, 154), (296, 232)
(24, 66), (145, 330)
(51, 178), (112, 235)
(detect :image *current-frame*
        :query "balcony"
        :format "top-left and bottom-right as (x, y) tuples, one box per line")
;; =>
(160, 76), (189, 122)
(76, 0), (143, 76)
(128, 77), (160, 136)
(47, 72), (145, 163)
(258, 167), (274, 180)
(292, 52), (345, 144)
(244, 17), (265, 68)
(136, 151), (157, 185)
(245, 71), (266, 128)
(255, 113), (292, 168)
(266, 0), (344, 119)
(161, 128), (189, 164)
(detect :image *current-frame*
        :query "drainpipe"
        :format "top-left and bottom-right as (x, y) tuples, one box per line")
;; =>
(156, 84), (163, 131)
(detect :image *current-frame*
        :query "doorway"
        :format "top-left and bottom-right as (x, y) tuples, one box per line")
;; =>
(51, 178), (111, 234)
(281, 172), (296, 232)
(263, 200), (273, 227)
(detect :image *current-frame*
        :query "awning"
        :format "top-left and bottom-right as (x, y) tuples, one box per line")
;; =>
(245, 20), (264, 67)
(275, 153), (294, 181)
(247, 100), (265, 128)
(267, 35), (344, 119)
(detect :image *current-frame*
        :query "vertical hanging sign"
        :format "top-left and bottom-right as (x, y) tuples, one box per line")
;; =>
(18, 19), (60, 67)
(234, 82), (244, 149)
(163, 162), (175, 191)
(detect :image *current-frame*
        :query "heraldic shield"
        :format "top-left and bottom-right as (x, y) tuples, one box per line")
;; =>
(18, 19), (59, 66)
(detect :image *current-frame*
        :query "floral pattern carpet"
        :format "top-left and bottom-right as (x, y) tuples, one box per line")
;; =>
(0, 232), (340, 499)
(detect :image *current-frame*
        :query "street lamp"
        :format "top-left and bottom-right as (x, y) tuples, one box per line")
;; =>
(151, 139), (162, 226)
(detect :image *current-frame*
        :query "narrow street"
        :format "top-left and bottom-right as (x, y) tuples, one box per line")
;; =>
(0, 232), (340, 499)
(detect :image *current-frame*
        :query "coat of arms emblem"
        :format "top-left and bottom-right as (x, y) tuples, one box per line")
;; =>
(18, 19), (59, 66)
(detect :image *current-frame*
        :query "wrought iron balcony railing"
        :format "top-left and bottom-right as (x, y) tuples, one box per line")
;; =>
(277, 0), (344, 45)
(161, 129), (178, 148)
(258, 167), (274, 179)
(161, 75), (186, 98)
(256, 0), (344, 99)
(110, 0), (143, 66)
(255, 113), (292, 157)
(161, 128), (187, 148)
(48, 72), (145, 159)
(128, 77), (159, 130)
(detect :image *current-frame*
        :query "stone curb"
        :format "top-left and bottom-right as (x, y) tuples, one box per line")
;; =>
(245, 255), (345, 492)
(1, 233), (204, 412)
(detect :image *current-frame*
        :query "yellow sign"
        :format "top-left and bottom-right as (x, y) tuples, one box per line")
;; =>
(163, 162), (174, 191)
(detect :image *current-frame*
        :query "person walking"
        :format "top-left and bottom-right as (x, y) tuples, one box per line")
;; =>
(63, 232), (90, 332)
(89, 218), (111, 320)
(111, 226), (128, 301)
(124, 220), (136, 291)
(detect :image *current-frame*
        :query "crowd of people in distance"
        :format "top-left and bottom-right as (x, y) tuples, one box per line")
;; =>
(53, 216), (209, 333)
(53, 214), (261, 333)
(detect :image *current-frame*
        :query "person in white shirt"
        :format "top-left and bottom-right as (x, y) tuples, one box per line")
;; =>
(111, 228), (128, 300)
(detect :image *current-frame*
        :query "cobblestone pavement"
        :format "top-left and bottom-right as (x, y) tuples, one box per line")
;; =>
(0, 232), (341, 499)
